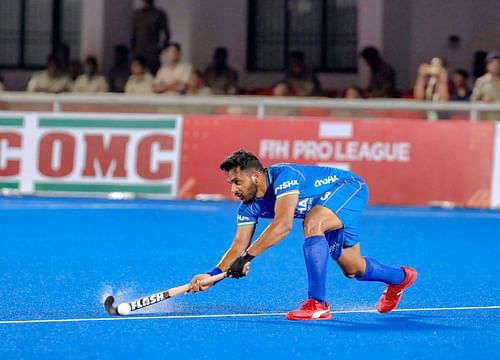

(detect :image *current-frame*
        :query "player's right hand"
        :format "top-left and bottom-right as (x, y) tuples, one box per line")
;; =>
(190, 273), (213, 293)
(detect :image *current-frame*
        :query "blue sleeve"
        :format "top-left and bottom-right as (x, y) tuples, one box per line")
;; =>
(272, 166), (304, 199)
(237, 204), (258, 226)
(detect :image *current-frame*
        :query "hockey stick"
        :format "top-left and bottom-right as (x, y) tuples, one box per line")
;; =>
(104, 272), (226, 316)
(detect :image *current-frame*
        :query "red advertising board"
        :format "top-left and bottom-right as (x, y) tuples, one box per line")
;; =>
(180, 115), (495, 206)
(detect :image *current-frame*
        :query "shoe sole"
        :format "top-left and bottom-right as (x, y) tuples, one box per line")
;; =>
(286, 314), (332, 321)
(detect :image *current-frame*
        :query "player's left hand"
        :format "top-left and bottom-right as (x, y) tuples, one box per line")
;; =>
(227, 252), (255, 279)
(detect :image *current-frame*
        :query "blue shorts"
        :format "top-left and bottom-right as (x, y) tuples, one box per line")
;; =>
(314, 178), (369, 256)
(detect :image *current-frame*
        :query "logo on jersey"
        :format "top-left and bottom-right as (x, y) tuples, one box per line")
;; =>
(295, 197), (312, 216)
(237, 214), (251, 222)
(314, 175), (339, 187)
(274, 180), (299, 194)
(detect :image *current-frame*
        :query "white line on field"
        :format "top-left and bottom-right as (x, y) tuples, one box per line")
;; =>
(0, 305), (498, 325)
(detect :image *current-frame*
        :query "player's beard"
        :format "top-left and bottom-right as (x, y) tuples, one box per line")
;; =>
(242, 182), (258, 204)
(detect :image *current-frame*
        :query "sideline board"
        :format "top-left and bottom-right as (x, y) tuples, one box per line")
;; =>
(180, 116), (496, 207)
(0, 113), (182, 197)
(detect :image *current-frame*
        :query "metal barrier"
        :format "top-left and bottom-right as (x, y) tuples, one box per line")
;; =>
(1, 91), (500, 120)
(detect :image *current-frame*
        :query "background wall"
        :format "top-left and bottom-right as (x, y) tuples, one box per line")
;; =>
(2, 0), (500, 91)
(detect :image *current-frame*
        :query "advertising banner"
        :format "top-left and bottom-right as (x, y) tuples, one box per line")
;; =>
(180, 116), (495, 206)
(0, 113), (182, 197)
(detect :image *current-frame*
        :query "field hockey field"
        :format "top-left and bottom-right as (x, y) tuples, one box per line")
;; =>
(0, 196), (499, 359)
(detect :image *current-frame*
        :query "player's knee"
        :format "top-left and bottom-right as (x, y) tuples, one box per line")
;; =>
(303, 217), (328, 237)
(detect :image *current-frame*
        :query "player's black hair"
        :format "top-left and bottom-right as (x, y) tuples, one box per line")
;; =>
(220, 150), (264, 172)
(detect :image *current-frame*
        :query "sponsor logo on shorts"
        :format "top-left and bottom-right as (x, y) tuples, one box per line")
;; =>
(314, 175), (339, 187)
(130, 292), (165, 311)
(295, 197), (312, 216)
(275, 180), (299, 194)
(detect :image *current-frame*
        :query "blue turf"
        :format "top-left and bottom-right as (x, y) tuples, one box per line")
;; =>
(0, 197), (499, 359)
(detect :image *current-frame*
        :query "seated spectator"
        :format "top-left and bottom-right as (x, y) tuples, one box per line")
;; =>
(360, 46), (397, 98)
(153, 42), (193, 94)
(331, 85), (366, 118)
(186, 70), (212, 95)
(414, 57), (450, 101)
(125, 56), (154, 94)
(273, 51), (323, 97)
(471, 51), (500, 102)
(343, 85), (365, 99)
(73, 56), (108, 93)
(203, 47), (238, 94)
(108, 44), (131, 93)
(272, 82), (293, 96)
(450, 69), (472, 101)
(27, 54), (73, 93)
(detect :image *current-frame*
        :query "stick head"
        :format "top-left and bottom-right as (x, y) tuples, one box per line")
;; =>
(104, 296), (119, 315)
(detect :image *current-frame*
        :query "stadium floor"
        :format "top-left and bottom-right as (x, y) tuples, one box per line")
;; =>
(0, 196), (499, 359)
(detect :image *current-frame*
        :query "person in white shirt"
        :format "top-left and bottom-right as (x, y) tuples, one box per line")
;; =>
(153, 42), (192, 94)
(27, 54), (73, 93)
(73, 56), (108, 93)
(125, 56), (154, 94)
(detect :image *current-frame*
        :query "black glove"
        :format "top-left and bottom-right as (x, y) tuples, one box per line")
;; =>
(227, 251), (255, 279)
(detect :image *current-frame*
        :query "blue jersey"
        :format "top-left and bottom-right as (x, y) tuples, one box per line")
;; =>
(236, 163), (364, 226)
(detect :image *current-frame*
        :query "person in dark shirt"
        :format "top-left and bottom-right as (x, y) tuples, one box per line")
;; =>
(108, 44), (131, 93)
(203, 47), (239, 94)
(360, 46), (397, 98)
(450, 69), (472, 101)
(273, 51), (323, 97)
(131, 0), (170, 75)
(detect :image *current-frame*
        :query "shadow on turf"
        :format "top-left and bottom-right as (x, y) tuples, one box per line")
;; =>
(211, 313), (470, 332)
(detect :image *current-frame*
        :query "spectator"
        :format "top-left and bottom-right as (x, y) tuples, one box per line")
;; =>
(26, 54), (73, 93)
(203, 47), (238, 94)
(73, 56), (108, 93)
(273, 51), (323, 96)
(186, 70), (212, 96)
(472, 50), (488, 80)
(471, 51), (500, 103)
(360, 46), (397, 98)
(450, 69), (472, 101)
(343, 85), (365, 99)
(414, 57), (450, 101)
(108, 44), (131, 93)
(331, 85), (366, 118)
(131, 0), (170, 75)
(125, 56), (154, 94)
(153, 43), (193, 94)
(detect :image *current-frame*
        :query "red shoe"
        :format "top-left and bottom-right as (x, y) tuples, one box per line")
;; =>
(286, 299), (332, 321)
(377, 266), (417, 313)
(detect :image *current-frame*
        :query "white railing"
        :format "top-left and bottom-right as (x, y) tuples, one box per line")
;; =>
(1, 91), (500, 121)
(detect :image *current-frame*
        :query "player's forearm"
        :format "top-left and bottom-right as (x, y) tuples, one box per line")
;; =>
(247, 222), (292, 256)
(216, 245), (247, 271)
